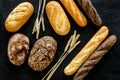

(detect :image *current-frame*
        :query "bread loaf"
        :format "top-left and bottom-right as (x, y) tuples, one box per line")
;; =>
(46, 1), (70, 35)
(8, 33), (29, 66)
(60, 0), (87, 27)
(28, 36), (57, 71)
(64, 26), (109, 75)
(5, 2), (34, 32)
(77, 0), (102, 26)
(73, 35), (117, 80)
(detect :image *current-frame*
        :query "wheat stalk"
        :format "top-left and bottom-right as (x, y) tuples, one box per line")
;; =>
(42, 30), (81, 80)
(32, 0), (46, 39)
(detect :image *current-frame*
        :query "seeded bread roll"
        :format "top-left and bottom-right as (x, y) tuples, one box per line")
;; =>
(73, 35), (117, 80)
(77, 0), (102, 26)
(28, 36), (57, 71)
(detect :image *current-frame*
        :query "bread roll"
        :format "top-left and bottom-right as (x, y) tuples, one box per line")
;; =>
(5, 2), (34, 32)
(60, 0), (87, 27)
(8, 33), (29, 66)
(28, 36), (57, 71)
(64, 26), (109, 75)
(77, 0), (102, 26)
(46, 1), (70, 35)
(73, 35), (117, 80)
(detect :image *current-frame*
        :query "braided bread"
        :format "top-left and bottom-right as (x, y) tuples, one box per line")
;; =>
(73, 35), (117, 80)
(77, 0), (102, 26)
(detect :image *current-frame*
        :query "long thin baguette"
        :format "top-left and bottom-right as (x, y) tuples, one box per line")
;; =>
(73, 35), (117, 80)
(77, 0), (102, 26)
(64, 26), (109, 76)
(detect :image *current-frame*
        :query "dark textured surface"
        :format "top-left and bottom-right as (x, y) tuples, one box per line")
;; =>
(0, 0), (120, 80)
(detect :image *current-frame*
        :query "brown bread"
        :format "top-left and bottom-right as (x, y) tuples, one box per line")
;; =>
(73, 35), (117, 80)
(8, 33), (29, 66)
(77, 0), (102, 26)
(28, 36), (57, 71)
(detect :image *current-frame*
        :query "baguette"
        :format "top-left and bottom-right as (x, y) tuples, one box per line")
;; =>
(77, 0), (102, 26)
(60, 0), (87, 27)
(73, 35), (117, 80)
(5, 2), (34, 32)
(64, 26), (109, 76)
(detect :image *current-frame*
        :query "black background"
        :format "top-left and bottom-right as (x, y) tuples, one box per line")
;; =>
(0, 0), (120, 80)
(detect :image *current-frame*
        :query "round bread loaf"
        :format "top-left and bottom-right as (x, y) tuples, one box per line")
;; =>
(28, 36), (57, 71)
(8, 33), (29, 66)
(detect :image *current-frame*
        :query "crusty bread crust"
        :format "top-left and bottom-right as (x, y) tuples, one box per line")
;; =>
(73, 35), (117, 80)
(46, 1), (70, 35)
(28, 36), (57, 71)
(77, 0), (102, 26)
(5, 2), (34, 32)
(64, 26), (109, 75)
(60, 0), (87, 27)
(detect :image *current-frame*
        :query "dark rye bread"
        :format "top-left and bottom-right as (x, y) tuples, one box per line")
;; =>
(28, 36), (57, 71)
(8, 33), (29, 66)
(77, 0), (102, 26)
(73, 35), (117, 80)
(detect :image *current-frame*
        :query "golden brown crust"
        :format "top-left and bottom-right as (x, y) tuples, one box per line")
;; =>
(5, 2), (34, 32)
(77, 0), (102, 26)
(64, 26), (109, 76)
(73, 35), (117, 80)
(46, 1), (70, 35)
(60, 0), (87, 27)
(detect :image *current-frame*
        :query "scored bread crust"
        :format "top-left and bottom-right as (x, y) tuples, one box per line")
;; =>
(5, 2), (34, 32)
(73, 35), (117, 80)
(64, 26), (109, 76)
(60, 0), (87, 27)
